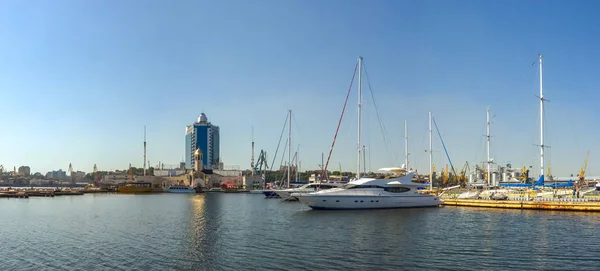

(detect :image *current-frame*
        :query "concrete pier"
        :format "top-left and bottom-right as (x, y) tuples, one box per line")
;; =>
(443, 198), (600, 212)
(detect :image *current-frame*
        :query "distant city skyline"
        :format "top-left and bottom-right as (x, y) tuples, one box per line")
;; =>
(1, 1), (600, 177)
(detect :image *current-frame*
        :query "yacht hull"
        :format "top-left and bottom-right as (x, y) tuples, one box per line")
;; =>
(164, 189), (196, 193)
(263, 190), (280, 198)
(275, 189), (315, 200)
(295, 194), (443, 210)
(164, 186), (196, 193)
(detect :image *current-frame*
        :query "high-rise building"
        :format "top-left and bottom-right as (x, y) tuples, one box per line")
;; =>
(18, 166), (31, 176)
(185, 113), (220, 170)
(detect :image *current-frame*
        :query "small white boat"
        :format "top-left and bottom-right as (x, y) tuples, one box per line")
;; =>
(457, 191), (481, 199)
(274, 183), (342, 201)
(491, 192), (508, 200)
(249, 189), (264, 194)
(164, 185), (196, 193)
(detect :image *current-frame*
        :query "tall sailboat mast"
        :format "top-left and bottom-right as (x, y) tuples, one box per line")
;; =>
(429, 112), (433, 190)
(357, 56), (363, 180)
(539, 54), (545, 178)
(486, 107), (491, 186)
(143, 125), (147, 176)
(251, 126), (255, 175)
(288, 109), (292, 188)
(296, 145), (300, 182)
(405, 120), (409, 170)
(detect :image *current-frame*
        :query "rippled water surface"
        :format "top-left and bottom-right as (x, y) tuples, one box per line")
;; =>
(1, 193), (599, 270)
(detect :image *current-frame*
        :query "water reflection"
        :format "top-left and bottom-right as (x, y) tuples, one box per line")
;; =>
(2, 194), (600, 270)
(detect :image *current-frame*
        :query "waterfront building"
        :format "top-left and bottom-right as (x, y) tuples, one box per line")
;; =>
(102, 174), (130, 184)
(185, 113), (220, 170)
(46, 169), (67, 180)
(18, 166), (31, 176)
(154, 169), (186, 177)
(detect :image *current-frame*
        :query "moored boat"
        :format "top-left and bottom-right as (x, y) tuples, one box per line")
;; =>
(293, 170), (442, 210)
(457, 190), (481, 199)
(117, 182), (154, 193)
(164, 185), (196, 193)
(263, 190), (280, 198)
(274, 183), (342, 201)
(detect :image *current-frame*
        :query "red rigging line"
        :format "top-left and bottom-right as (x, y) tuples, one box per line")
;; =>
(322, 61), (359, 179)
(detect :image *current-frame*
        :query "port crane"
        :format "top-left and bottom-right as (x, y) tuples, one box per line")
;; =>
(253, 150), (269, 176)
(457, 161), (470, 185)
(578, 150), (590, 183)
(441, 164), (449, 185)
(521, 166), (529, 182)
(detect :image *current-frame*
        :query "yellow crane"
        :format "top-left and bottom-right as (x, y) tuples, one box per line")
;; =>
(457, 161), (470, 185)
(521, 166), (528, 182)
(482, 162), (488, 182)
(442, 164), (449, 185)
(578, 150), (590, 183)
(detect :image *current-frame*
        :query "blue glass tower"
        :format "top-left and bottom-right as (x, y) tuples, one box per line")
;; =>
(185, 113), (221, 169)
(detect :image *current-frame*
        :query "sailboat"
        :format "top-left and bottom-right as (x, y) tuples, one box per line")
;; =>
(293, 57), (443, 210)
(263, 109), (293, 199)
(499, 54), (547, 189)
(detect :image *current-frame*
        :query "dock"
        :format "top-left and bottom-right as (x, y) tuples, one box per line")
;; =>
(0, 192), (29, 198)
(0, 188), (94, 199)
(442, 198), (600, 212)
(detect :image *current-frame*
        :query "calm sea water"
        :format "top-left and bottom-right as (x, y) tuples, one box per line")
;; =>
(1, 193), (599, 271)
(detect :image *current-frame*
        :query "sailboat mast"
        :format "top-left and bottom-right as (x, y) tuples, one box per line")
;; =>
(288, 109), (292, 188)
(143, 125), (147, 176)
(539, 54), (544, 178)
(429, 112), (433, 190)
(357, 56), (363, 180)
(486, 107), (491, 186)
(405, 120), (409, 170)
(321, 152), (324, 181)
(296, 145), (299, 182)
(251, 126), (255, 175)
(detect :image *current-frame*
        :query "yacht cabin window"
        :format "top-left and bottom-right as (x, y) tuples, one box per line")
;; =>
(384, 187), (411, 193)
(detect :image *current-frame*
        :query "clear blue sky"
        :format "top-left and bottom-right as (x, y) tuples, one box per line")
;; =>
(1, 0), (599, 177)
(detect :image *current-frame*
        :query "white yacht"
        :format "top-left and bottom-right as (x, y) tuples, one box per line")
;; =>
(293, 58), (442, 210)
(164, 185), (196, 193)
(293, 169), (442, 210)
(274, 183), (342, 201)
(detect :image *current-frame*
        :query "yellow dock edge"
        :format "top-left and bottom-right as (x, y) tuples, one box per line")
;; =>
(442, 199), (600, 212)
